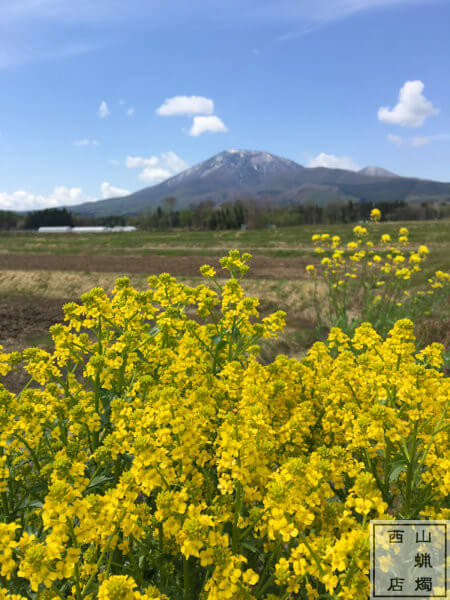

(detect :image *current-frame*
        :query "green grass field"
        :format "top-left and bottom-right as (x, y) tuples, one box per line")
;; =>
(1, 220), (449, 255)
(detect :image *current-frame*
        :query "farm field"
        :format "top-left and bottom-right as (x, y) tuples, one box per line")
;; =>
(1, 220), (449, 255)
(0, 219), (449, 372)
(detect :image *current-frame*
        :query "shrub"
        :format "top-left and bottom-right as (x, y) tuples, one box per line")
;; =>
(0, 251), (448, 599)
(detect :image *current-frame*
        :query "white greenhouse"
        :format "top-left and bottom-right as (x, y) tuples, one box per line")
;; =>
(71, 227), (109, 233)
(38, 226), (72, 233)
(37, 226), (137, 233)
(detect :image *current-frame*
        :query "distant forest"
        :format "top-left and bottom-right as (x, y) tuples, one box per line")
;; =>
(1, 197), (449, 231)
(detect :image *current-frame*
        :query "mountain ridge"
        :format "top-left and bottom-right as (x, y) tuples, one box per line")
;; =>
(358, 166), (399, 178)
(65, 150), (450, 217)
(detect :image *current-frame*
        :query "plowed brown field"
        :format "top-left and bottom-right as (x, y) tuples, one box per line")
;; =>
(0, 294), (66, 344)
(0, 253), (313, 280)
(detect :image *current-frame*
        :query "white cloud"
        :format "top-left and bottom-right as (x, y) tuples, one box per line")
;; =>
(0, 186), (92, 211)
(161, 151), (189, 172)
(411, 137), (431, 148)
(387, 134), (404, 146)
(155, 95), (228, 137)
(73, 138), (100, 146)
(411, 134), (450, 147)
(101, 182), (130, 199)
(387, 133), (449, 147)
(275, 0), (431, 31)
(307, 152), (359, 171)
(156, 95), (214, 116)
(189, 115), (228, 137)
(378, 81), (439, 128)
(139, 168), (172, 184)
(278, 31), (304, 41)
(125, 151), (189, 184)
(0, 180), (134, 211)
(98, 100), (110, 118)
(127, 107), (135, 117)
(125, 156), (159, 169)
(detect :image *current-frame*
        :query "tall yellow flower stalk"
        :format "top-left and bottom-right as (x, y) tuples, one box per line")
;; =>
(306, 210), (449, 336)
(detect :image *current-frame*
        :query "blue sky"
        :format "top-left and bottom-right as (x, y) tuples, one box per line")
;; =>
(1, 0), (449, 210)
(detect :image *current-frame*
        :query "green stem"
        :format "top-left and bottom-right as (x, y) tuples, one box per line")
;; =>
(14, 434), (41, 472)
(158, 523), (164, 553)
(18, 377), (34, 398)
(255, 574), (275, 597)
(1, 491), (9, 520)
(364, 449), (389, 503)
(74, 561), (82, 600)
(298, 531), (324, 577)
(183, 555), (196, 600)
(404, 422), (418, 516)
(232, 481), (244, 554)
(409, 403), (448, 502)
(254, 548), (277, 597)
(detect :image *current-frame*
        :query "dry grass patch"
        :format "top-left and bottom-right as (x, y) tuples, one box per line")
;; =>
(0, 270), (151, 298)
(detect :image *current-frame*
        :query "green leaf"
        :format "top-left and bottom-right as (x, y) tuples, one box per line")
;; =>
(214, 340), (227, 354)
(389, 459), (408, 484)
(241, 539), (259, 554)
(87, 474), (113, 490)
(19, 498), (43, 510)
(211, 333), (223, 346)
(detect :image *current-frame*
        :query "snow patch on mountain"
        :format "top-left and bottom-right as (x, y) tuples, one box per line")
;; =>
(359, 166), (399, 178)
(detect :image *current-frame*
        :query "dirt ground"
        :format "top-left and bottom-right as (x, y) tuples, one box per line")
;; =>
(0, 253), (314, 280)
(0, 294), (67, 348)
(0, 294), (68, 392)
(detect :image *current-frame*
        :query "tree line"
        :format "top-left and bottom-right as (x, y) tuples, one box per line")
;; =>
(0, 197), (449, 231)
(129, 197), (450, 229)
(0, 209), (128, 230)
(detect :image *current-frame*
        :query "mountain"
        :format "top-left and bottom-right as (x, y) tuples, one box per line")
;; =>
(169, 149), (303, 186)
(359, 166), (399, 178)
(69, 150), (305, 217)
(66, 150), (450, 217)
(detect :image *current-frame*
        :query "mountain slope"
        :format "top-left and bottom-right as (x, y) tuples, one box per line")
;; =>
(67, 150), (450, 217)
(359, 166), (399, 178)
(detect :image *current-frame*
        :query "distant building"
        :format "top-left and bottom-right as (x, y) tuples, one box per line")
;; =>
(109, 226), (137, 232)
(71, 227), (109, 233)
(38, 226), (72, 233)
(37, 225), (137, 233)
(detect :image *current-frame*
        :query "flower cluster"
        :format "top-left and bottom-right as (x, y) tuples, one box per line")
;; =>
(0, 251), (448, 600)
(370, 208), (381, 223)
(306, 215), (449, 335)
